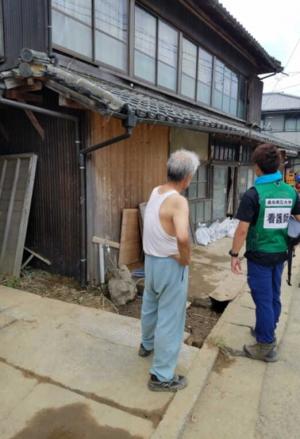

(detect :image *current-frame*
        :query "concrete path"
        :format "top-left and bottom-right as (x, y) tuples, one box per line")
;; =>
(182, 251), (300, 439)
(0, 286), (198, 439)
(256, 271), (300, 439)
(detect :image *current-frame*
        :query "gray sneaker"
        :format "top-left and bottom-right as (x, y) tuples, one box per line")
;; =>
(244, 342), (278, 362)
(148, 374), (188, 392)
(138, 344), (153, 357)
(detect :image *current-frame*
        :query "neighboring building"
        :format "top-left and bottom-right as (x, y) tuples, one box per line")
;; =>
(262, 92), (300, 145)
(0, 0), (298, 284)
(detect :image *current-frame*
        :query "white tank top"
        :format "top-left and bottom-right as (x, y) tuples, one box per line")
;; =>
(143, 186), (178, 257)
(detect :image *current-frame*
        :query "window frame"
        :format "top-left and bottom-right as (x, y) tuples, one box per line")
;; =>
(51, 0), (248, 121)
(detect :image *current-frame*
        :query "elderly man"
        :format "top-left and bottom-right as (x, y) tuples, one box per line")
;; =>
(231, 143), (300, 362)
(139, 149), (199, 392)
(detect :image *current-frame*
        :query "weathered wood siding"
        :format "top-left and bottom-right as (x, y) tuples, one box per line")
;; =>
(87, 113), (169, 282)
(247, 76), (264, 126)
(0, 0), (49, 72)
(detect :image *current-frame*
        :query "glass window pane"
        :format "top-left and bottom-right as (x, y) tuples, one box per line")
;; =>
(204, 199), (212, 222)
(198, 165), (207, 181)
(197, 48), (213, 105)
(95, 31), (127, 70)
(158, 21), (178, 90)
(238, 76), (246, 119)
(297, 118), (300, 131)
(181, 38), (197, 99)
(229, 72), (238, 116)
(134, 7), (156, 83)
(135, 51), (155, 83)
(95, 0), (128, 70)
(188, 183), (197, 199)
(198, 182), (206, 198)
(264, 115), (284, 131)
(53, 0), (91, 24)
(286, 118), (297, 131)
(196, 202), (204, 223)
(212, 59), (224, 110)
(52, 1), (92, 58)
(189, 203), (196, 224)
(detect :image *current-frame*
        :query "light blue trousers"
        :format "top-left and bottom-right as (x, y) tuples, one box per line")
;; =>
(141, 255), (189, 382)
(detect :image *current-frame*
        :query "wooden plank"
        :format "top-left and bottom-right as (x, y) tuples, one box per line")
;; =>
(0, 158), (20, 264)
(0, 154), (37, 276)
(13, 155), (38, 276)
(118, 209), (141, 266)
(0, 159), (7, 199)
(23, 247), (51, 266)
(92, 236), (120, 249)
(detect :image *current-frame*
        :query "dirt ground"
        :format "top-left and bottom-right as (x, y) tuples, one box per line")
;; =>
(0, 267), (220, 348)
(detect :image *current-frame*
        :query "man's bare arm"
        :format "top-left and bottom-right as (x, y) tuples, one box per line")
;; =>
(173, 196), (191, 266)
(231, 221), (250, 274)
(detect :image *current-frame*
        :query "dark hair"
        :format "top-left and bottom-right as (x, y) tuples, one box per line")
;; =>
(252, 144), (281, 174)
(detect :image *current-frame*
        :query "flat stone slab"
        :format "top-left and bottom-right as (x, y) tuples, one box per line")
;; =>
(0, 363), (154, 439)
(0, 286), (198, 418)
(182, 357), (265, 439)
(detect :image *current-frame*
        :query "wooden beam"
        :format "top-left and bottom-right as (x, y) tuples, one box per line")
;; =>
(59, 95), (86, 110)
(0, 159), (20, 264)
(24, 109), (45, 140)
(92, 236), (120, 249)
(5, 89), (43, 103)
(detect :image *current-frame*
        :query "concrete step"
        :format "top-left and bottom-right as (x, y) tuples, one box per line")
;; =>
(181, 258), (299, 439)
(0, 285), (198, 438)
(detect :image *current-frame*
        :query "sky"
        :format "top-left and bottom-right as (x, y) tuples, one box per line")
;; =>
(221, 0), (300, 96)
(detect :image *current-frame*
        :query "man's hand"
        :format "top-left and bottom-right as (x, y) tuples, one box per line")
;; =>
(172, 254), (190, 266)
(231, 256), (242, 274)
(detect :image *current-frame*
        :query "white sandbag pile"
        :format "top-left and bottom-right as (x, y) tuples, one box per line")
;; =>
(196, 218), (239, 246)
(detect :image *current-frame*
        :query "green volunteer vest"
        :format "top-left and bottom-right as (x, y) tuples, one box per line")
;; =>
(246, 180), (297, 253)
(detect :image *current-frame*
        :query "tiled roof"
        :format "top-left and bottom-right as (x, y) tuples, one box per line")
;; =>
(262, 93), (300, 112)
(46, 65), (299, 151)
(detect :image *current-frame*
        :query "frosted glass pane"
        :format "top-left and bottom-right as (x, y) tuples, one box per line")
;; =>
(134, 51), (155, 83)
(95, 0), (128, 42)
(53, 0), (92, 25)
(158, 61), (177, 90)
(182, 38), (197, 78)
(197, 82), (211, 105)
(95, 31), (126, 70)
(135, 6), (156, 56)
(52, 10), (92, 58)
(158, 21), (178, 68)
(181, 74), (196, 99)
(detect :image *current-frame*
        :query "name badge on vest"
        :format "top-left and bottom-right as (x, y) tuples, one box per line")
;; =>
(264, 198), (292, 229)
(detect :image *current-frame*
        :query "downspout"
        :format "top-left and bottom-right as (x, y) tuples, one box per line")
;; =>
(80, 110), (137, 155)
(0, 96), (87, 286)
(47, 0), (53, 56)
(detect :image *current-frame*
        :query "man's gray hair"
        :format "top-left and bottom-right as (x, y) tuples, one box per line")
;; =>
(167, 149), (200, 182)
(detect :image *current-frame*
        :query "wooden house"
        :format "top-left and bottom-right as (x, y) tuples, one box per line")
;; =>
(0, 0), (298, 284)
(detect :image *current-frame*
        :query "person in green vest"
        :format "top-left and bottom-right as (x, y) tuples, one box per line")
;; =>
(230, 143), (300, 362)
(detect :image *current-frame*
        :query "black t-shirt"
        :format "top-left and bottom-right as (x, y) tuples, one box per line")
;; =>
(236, 186), (300, 266)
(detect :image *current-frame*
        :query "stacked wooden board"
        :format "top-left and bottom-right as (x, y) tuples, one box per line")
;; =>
(0, 154), (37, 276)
(118, 208), (142, 266)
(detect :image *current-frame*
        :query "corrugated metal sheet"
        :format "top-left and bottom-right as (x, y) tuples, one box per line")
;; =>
(0, 0), (48, 72)
(262, 93), (300, 112)
(0, 101), (81, 279)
